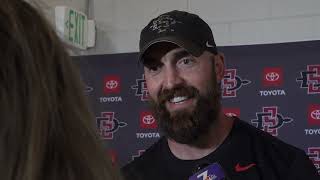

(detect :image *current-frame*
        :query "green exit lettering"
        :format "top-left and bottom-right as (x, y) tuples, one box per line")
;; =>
(68, 9), (86, 47)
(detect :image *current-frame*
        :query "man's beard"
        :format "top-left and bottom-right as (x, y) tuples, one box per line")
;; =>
(150, 80), (221, 148)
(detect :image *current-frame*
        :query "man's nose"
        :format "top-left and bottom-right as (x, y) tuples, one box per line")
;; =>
(163, 67), (183, 89)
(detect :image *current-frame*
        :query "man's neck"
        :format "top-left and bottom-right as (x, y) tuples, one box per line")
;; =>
(167, 113), (234, 160)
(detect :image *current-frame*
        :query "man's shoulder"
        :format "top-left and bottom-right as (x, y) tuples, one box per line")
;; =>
(238, 119), (295, 144)
(235, 119), (303, 154)
(234, 119), (319, 178)
(235, 119), (312, 168)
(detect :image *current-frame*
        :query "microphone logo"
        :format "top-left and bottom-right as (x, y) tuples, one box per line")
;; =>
(189, 163), (226, 180)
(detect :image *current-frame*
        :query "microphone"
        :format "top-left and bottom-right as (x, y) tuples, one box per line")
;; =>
(189, 162), (229, 180)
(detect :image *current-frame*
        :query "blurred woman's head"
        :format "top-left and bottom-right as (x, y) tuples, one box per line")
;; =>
(0, 0), (120, 180)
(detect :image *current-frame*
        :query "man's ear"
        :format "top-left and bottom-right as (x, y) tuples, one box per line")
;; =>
(214, 52), (225, 81)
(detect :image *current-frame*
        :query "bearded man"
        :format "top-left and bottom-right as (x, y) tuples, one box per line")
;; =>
(122, 10), (319, 180)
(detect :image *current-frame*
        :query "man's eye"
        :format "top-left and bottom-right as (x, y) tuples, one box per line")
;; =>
(177, 57), (195, 66)
(147, 65), (161, 74)
(182, 59), (191, 64)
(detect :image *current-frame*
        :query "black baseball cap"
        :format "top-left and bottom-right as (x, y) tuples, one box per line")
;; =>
(139, 10), (218, 63)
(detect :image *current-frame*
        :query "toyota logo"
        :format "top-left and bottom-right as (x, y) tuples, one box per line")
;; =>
(106, 80), (118, 89)
(143, 115), (155, 125)
(311, 110), (320, 120)
(225, 112), (237, 117)
(265, 72), (279, 82)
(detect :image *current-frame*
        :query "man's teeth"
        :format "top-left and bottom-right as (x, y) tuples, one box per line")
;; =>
(170, 96), (188, 103)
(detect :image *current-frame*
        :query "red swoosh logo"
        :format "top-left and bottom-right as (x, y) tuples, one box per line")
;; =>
(235, 163), (256, 172)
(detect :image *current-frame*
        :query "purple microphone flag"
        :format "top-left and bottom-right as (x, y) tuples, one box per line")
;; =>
(189, 163), (226, 180)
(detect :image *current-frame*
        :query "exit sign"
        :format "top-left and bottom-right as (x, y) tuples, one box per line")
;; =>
(55, 6), (89, 50)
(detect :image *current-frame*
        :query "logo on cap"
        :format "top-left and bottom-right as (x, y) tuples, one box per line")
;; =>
(149, 15), (182, 34)
(206, 41), (214, 48)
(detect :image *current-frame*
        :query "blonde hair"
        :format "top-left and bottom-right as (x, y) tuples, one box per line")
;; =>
(0, 0), (121, 179)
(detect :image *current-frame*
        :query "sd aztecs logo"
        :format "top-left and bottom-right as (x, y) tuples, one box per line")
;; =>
(131, 74), (149, 101)
(296, 64), (320, 94)
(307, 147), (320, 174)
(251, 106), (293, 136)
(96, 112), (127, 140)
(131, 150), (145, 161)
(222, 69), (251, 98)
